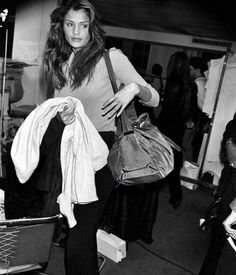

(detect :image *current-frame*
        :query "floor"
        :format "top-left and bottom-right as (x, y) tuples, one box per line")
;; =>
(43, 183), (213, 275)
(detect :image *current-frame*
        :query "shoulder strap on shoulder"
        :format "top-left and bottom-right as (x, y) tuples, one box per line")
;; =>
(104, 50), (134, 132)
(104, 50), (119, 94)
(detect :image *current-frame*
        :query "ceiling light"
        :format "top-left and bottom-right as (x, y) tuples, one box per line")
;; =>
(0, 8), (8, 22)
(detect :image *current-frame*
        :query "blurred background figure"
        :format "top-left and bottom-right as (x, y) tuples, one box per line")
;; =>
(188, 56), (210, 163)
(189, 56), (207, 110)
(157, 51), (200, 209)
(150, 63), (165, 122)
(199, 112), (236, 275)
(151, 63), (164, 99)
(135, 63), (164, 124)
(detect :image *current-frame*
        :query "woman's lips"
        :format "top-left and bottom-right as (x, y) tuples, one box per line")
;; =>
(72, 38), (81, 42)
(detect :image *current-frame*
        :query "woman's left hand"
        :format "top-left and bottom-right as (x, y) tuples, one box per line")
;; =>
(102, 83), (139, 118)
(226, 141), (236, 168)
(223, 210), (236, 239)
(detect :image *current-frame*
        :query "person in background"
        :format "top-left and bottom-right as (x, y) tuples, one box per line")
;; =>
(135, 63), (164, 123)
(217, 195), (236, 274)
(189, 56), (207, 110)
(42, 0), (159, 274)
(199, 113), (236, 275)
(150, 63), (164, 122)
(216, 120), (236, 275)
(157, 51), (200, 209)
(151, 63), (164, 98)
(188, 56), (210, 163)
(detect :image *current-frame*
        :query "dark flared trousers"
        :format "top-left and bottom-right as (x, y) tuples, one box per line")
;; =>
(65, 131), (115, 275)
(65, 164), (115, 275)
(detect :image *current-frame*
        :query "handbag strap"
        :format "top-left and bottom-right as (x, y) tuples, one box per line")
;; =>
(104, 50), (119, 94)
(104, 50), (133, 133)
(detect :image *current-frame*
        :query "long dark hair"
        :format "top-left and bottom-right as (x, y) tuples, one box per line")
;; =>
(43, 0), (105, 90)
(163, 51), (198, 119)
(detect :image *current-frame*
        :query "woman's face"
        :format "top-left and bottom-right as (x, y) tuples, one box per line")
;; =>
(63, 8), (90, 52)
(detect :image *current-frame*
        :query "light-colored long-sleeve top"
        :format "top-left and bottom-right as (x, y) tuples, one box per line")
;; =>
(54, 48), (159, 132)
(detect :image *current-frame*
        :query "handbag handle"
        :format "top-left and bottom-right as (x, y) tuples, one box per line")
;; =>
(135, 112), (181, 152)
(104, 50), (133, 133)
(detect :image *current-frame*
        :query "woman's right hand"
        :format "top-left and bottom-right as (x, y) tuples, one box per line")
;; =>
(58, 100), (76, 125)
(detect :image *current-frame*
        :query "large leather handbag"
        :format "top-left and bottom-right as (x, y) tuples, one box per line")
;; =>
(104, 50), (179, 186)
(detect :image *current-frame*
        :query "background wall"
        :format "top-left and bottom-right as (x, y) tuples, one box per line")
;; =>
(12, 0), (57, 106)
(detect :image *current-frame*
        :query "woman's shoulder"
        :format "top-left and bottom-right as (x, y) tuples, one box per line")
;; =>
(108, 47), (123, 55)
(108, 47), (128, 62)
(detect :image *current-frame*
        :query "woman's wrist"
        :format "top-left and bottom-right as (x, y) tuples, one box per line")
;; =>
(136, 84), (152, 103)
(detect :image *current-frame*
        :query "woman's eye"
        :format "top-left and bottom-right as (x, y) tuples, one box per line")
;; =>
(81, 23), (89, 28)
(66, 22), (73, 27)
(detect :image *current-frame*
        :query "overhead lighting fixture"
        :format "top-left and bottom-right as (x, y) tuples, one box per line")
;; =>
(0, 8), (8, 27)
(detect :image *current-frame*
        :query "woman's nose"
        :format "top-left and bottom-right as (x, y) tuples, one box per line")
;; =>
(73, 24), (80, 35)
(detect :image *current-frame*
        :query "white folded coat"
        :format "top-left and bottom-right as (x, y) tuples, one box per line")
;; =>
(11, 96), (109, 227)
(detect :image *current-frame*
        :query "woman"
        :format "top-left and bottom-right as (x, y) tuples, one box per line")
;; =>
(157, 51), (200, 208)
(42, 0), (159, 274)
(216, 194), (236, 275)
(199, 113), (236, 275)
(216, 122), (236, 275)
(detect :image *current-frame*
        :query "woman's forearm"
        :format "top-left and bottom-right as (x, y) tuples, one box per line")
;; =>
(136, 84), (160, 107)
